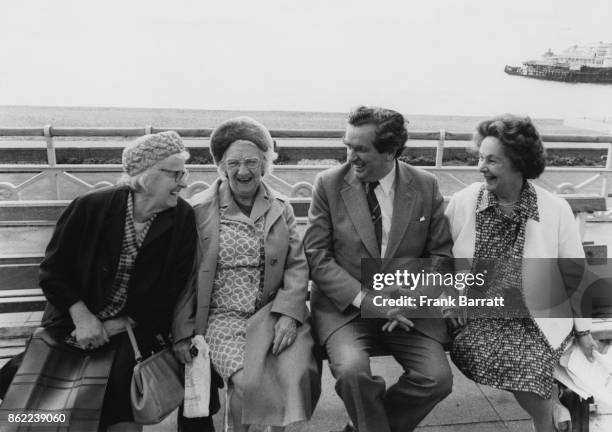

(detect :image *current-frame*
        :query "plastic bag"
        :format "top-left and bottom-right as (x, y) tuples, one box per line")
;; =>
(183, 335), (211, 418)
(554, 342), (612, 406)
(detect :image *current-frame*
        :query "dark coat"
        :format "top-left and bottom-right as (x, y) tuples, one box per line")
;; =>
(40, 185), (197, 336)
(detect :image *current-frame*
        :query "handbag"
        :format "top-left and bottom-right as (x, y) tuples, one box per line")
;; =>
(126, 323), (184, 425)
(0, 327), (115, 432)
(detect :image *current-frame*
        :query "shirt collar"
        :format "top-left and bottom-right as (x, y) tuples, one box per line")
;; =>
(377, 162), (396, 196)
(218, 179), (269, 217)
(476, 182), (540, 222)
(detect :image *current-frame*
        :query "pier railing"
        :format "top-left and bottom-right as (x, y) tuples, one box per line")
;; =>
(1, 126), (611, 205)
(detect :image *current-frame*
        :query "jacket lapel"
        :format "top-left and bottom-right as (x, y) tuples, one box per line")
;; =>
(262, 183), (282, 239)
(195, 182), (221, 274)
(341, 168), (379, 258)
(385, 162), (418, 259)
(102, 188), (129, 276)
(140, 206), (174, 249)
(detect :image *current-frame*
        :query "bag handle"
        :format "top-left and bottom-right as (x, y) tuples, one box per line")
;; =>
(125, 322), (143, 363)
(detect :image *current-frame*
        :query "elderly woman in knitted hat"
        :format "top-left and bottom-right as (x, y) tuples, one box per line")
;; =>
(174, 117), (320, 432)
(38, 131), (206, 431)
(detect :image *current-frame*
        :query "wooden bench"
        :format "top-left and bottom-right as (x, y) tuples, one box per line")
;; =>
(1, 194), (607, 315)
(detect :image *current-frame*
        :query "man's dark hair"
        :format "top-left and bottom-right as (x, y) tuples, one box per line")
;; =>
(347, 106), (408, 158)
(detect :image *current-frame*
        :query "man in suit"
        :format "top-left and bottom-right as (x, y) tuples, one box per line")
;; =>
(304, 106), (453, 432)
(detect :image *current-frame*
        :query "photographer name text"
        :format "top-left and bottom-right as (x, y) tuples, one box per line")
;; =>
(372, 295), (504, 308)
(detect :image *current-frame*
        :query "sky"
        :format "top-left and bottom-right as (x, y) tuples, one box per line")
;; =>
(0, 0), (611, 117)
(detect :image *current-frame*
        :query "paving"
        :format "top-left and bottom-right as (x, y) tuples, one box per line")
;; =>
(145, 358), (534, 432)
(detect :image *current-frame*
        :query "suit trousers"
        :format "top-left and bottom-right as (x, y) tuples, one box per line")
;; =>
(325, 317), (452, 432)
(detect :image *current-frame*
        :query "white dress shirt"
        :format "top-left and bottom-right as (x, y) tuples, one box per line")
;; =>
(375, 163), (396, 259)
(352, 163), (396, 308)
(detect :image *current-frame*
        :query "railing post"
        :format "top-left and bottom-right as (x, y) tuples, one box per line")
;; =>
(145, 125), (152, 135)
(435, 129), (445, 168)
(43, 125), (56, 167)
(602, 142), (612, 198)
(44, 125), (60, 199)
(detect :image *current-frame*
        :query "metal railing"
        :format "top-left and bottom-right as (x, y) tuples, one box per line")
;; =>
(1, 126), (611, 203)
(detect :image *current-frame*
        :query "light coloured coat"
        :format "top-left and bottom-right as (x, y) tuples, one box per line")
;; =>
(444, 182), (591, 349)
(173, 179), (320, 426)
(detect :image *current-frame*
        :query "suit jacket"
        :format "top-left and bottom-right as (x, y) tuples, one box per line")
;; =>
(304, 161), (453, 344)
(445, 182), (591, 349)
(40, 185), (197, 336)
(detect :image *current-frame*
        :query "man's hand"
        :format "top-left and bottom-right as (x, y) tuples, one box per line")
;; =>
(272, 314), (297, 356)
(173, 337), (194, 364)
(361, 291), (414, 333)
(381, 313), (414, 332)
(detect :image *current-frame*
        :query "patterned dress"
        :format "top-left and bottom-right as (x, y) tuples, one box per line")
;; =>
(451, 183), (570, 398)
(204, 205), (266, 381)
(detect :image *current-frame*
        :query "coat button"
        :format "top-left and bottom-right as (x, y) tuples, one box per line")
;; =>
(270, 257), (278, 265)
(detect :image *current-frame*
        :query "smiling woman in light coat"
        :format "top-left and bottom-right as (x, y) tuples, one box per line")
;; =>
(444, 115), (599, 432)
(173, 117), (320, 432)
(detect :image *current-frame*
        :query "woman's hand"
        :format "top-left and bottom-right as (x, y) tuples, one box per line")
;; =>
(173, 337), (194, 364)
(272, 315), (297, 356)
(71, 315), (109, 350)
(576, 333), (600, 362)
(442, 308), (467, 337)
(68, 301), (109, 349)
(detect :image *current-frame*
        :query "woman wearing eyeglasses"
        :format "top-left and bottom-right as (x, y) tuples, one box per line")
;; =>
(36, 131), (218, 431)
(174, 117), (320, 432)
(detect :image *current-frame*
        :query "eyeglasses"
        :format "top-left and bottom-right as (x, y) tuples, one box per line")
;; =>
(224, 158), (261, 170)
(159, 168), (189, 183)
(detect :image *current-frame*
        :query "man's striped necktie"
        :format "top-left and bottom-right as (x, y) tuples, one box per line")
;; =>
(365, 181), (382, 253)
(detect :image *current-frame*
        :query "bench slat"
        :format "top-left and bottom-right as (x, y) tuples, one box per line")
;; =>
(561, 195), (608, 213)
(0, 289), (43, 298)
(592, 318), (612, 340)
(0, 195), (607, 222)
(0, 338), (28, 348)
(0, 265), (40, 291)
(0, 347), (27, 360)
(0, 297), (46, 313)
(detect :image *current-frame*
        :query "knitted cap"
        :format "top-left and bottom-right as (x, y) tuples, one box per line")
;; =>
(209, 116), (273, 164)
(122, 131), (185, 176)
